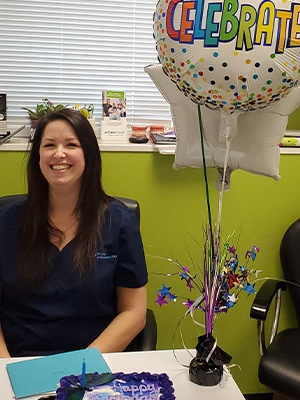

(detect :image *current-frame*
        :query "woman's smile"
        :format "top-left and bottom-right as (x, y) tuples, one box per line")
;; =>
(50, 164), (72, 171)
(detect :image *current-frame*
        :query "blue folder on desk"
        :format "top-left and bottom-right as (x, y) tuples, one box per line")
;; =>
(6, 348), (111, 399)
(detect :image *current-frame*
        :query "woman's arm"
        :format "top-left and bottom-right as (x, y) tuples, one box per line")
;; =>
(0, 325), (10, 358)
(87, 285), (147, 353)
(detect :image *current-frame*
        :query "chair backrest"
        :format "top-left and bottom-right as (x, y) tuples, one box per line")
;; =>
(113, 196), (140, 223)
(0, 193), (157, 351)
(280, 218), (300, 326)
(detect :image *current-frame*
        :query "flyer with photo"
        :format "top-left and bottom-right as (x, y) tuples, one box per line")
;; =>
(102, 90), (126, 120)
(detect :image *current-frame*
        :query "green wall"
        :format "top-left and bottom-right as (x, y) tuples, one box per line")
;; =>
(1, 149), (300, 395)
(287, 106), (300, 130)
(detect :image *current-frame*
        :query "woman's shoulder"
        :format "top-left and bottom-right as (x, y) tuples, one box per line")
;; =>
(0, 201), (25, 241)
(0, 200), (25, 221)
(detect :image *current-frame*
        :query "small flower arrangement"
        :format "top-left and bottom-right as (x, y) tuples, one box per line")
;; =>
(74, 103), (94, 119)
(154, 226), (260, 336)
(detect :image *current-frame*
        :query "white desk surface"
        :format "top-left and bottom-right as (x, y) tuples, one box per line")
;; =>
(1, 349), (245, 400)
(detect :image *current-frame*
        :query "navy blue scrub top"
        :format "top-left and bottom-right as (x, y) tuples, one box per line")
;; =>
(0, 200), (148, 356)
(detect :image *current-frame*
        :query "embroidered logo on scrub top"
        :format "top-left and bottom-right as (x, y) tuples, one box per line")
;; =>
(95, 252), (117, 260)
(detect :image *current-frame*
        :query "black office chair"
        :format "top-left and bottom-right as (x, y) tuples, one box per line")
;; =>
(250, 219), (300, 400)
(0, 194), (157, 352)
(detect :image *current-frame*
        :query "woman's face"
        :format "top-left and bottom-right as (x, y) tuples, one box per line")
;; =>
(39, 119), (85, 192)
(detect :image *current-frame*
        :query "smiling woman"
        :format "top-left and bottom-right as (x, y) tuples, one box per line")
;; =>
(40, 120), (85, 250)
(38, 118), (86, 250)
(39, 119), (85, 195)
(30, 110), (98, 254)
(0, 108), (148, 358)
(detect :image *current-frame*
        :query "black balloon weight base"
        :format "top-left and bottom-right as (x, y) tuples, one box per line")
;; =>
(189, 333), (232, 387)
(189, 358), (223, 386)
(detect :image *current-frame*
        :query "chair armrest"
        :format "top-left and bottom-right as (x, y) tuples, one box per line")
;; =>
(133, 309), (157, 351)
(250, 279), (286, 321)
(250, 279), (286, 355)
(125, 309), (157, 352)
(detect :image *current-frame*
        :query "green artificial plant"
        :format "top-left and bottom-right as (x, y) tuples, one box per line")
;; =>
(22, 99), (67, 121)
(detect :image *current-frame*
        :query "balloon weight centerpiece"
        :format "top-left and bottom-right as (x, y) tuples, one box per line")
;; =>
(154, 225), (260, 386)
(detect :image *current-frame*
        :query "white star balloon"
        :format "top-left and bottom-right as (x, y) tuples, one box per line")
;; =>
(145, 63), (300, 190)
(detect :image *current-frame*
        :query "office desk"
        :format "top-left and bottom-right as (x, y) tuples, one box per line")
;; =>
(1, 349), (245, 400)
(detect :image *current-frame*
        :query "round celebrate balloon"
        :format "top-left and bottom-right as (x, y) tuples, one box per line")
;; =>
(154, 0), (300, 113)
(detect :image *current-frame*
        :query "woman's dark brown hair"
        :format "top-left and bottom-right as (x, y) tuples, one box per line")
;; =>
(19, 108), (109, 285)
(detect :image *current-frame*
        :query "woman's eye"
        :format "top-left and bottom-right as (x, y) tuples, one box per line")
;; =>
(67, 142), (79, 147)
(43, 143), (54, 148)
